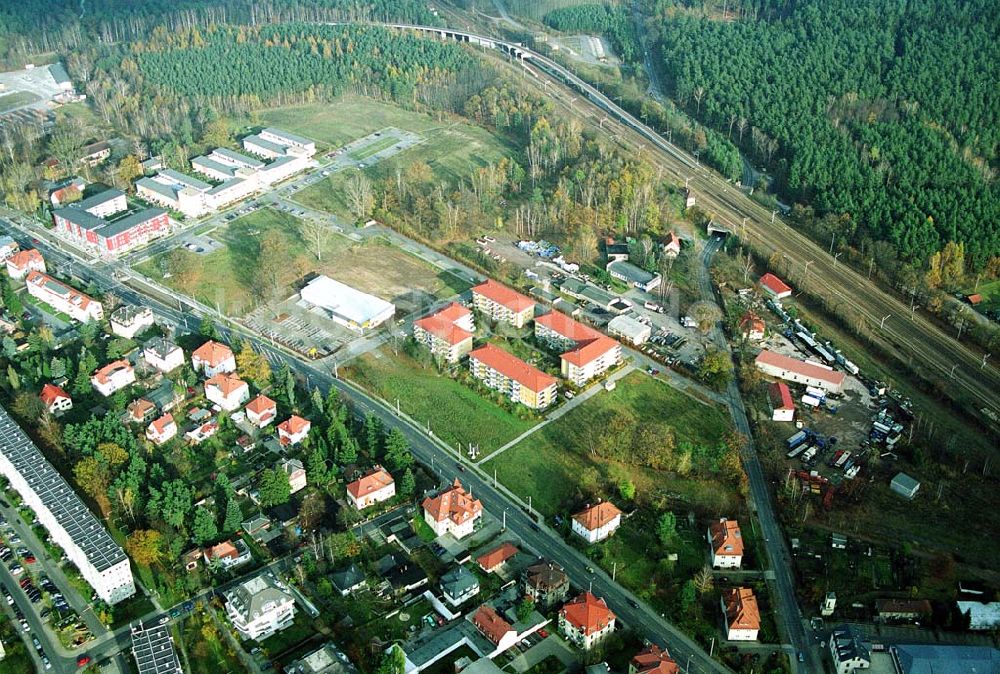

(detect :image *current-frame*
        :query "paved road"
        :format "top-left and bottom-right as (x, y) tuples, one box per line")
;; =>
(696, 237), (812, 671)
(0, 217), (733, 674)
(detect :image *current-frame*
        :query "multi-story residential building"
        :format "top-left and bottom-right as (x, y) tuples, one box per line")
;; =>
(440, 565), (480, 607)
(422, 478), (482, 539)
(204, 373), (249, 411)
(571, 502), (622, 544)
(39, 384), (72, 415)
(722, 588), (760, 641)
(244, 128), (316, 158)
(136, 169), (213, 219)
(277, 415), (311, 446)
(110, 306), (155, 339)
(346, 466), (396, 510)
(224, 574), (297, 641)
(25, 271), (103, 322)
(130, 622), (183, 674)
(629, 644), (680, 674)
(282, 458), (307, 494)
(708, 518), (744, 569)
(524, 562), (569, 610)
(469, 344), (557, 410)
(245, 394), (277, 428)
(559, 592), (616, 650)
(146, 414), (177, 445)
(52, 188), (169, 258)
(143, 337), (184, 373)
(91, 360), (136, 397)
(6, 248), (45, 280)
(0, 405), (135, 604)
(534, 311), (621, 385)
(413, 302), (475, 363)
(192, 340), (236, 377)
(0, 235), (17, 261)
(471, 280), (535, 328)
(828, 624), (872, 674)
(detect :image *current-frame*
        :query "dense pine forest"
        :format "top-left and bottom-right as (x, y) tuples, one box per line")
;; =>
(647, 0), (999, 268)
(0, 0), (438, 65)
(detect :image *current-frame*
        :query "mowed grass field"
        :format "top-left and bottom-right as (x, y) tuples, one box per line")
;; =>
(136, 208), (467, 315)
(0, 90), (40, 113)
(482, 371), (734, 517)
(345, 349), (540, 452)
(266, 97), (515, 216)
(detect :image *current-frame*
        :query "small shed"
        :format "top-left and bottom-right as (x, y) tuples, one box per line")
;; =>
(890, 472), (920, 500)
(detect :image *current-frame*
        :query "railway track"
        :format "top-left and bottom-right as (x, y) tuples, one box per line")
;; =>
(385, 23), (1000, 430)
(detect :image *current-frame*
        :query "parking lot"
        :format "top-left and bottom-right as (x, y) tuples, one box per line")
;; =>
(244, 295), (355, 359)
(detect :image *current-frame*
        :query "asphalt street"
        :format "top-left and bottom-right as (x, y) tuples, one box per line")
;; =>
(1, 216), (733, 673)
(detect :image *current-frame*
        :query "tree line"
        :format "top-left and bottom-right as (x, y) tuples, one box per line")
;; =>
(0, 0), (440, 67)
(650, 0), (999, 269)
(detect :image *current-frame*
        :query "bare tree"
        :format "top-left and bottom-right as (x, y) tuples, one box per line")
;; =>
(299, 219), (332, 261)
(345, 173), (374, 223)
(693, 86), (705, 116)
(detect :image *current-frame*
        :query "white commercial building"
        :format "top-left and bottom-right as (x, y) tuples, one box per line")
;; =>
(224, 574), (297, 641)
(0, 405), (135, 604)
(244, 128), (316, 159)
(110, 306), (155, 339)
(607, 314), (651, 345)
(300, 275), (395, 333)
(755, 349), (846, 394)
(25, 271), (104, 323)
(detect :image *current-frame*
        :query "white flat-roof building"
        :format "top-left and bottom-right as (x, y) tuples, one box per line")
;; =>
(0, 405), (135, 604)
(137, 170), (212, 219)
(252, 127), (316, 157)
(300, 275), (395, 332)
(607, 314), (651, 345)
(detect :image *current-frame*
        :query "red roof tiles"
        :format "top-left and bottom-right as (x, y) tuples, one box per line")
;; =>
(572, 502), (622, 531)
(477, 542), (518, 572)
(422, 479), (482, 525)
(755, 350), (846, 388)
(347, 466), (395, 499)
(472, 279), (535, 312)
(470, 344), (557, 393)
(561, 592), (615, 635)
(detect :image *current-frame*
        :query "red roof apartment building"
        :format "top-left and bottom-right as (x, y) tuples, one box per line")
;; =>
(469, 343), (557, 410)
(708, 518), (744, 569)
(472, 280), (535, 328)
(422, 478), (482, 539)
(413, 302), (475, 363)
(629, 644), (680, 674)
(559, 592), (616, 650)
(722, 587), (760, 641)
(346, 466), (396, 510)
(25, 271), (103, 323)
(755, 349), (846, 394)
(534, 311), (621, 386)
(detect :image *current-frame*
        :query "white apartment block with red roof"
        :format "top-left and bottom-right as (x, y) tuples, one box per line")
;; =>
(204, 374), (250, 411)
(91, 360), (135, 397)
(708, 518), (744, 569)
(6, 249), (46, 280)
(559, 592), (616, 650)
(422, 479), (483, 539)
(722, 587), (760, 641)
(571, 502), (622, 544)
(534, 311), (621, 385)
(25, 271), (103, 323)
(469, 344), (557, 410)
(244, 395), (277, 428)
(346, 466), (396, 510)
(39, 384), (72, 415)
(471, 280), (535, 328)
(413, 302), (475, 363)
(192, 340), (237, 377)
(277, 416), (311, 446)
(146, 414), (177, 445)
